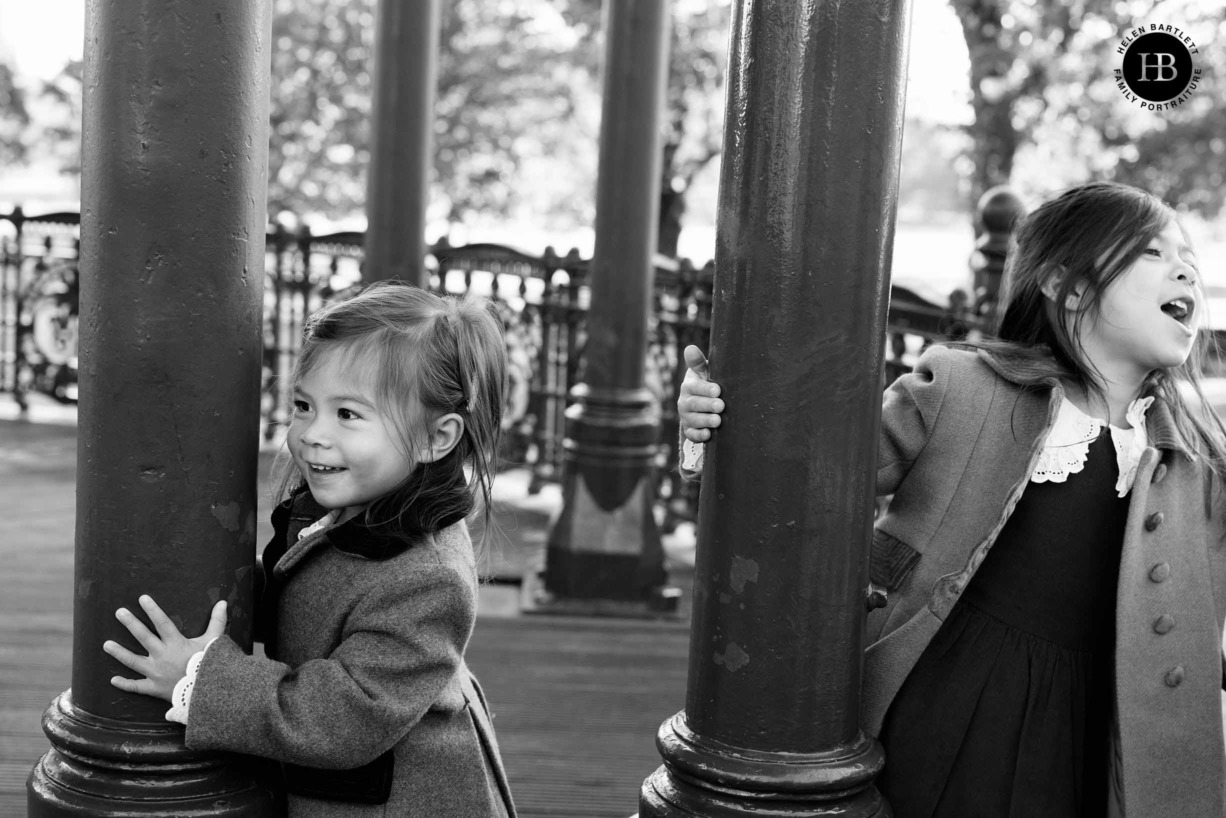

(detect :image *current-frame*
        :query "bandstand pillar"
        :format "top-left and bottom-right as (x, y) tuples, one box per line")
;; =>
(537, 0), (673, 612)
(363, 0), (440, 285)
(27, 1), (276, 814)
(640, 0), (912, 815)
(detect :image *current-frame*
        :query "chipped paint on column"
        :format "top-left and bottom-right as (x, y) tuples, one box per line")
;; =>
(642, 3), (906, 816)
(714, 643), (751, 673)
(685, 0), (912, 756)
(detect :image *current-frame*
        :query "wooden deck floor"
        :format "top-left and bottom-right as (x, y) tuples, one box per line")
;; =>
(0, 417), (690, 817)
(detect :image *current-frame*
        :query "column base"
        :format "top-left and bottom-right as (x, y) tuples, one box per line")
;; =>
(638, 712), (890, 818)
(28, 690), (281, 817)
(639, 765), (890, 818)
(543, 460), (670, 603)
(521, 567), (681, 619)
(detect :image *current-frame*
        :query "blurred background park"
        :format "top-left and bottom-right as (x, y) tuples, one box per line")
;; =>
(0, 0), (1223, 302)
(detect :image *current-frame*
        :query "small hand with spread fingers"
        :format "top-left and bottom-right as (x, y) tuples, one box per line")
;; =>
(678, 345), (725, 443)
(103, 595), (228, 702)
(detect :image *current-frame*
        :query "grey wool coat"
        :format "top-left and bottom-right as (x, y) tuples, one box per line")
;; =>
(865, 345), (1226, 816)
(185, 490), (517, 818)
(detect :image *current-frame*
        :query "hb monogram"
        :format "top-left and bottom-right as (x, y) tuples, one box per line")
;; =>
(1136, 52), (1178, 82)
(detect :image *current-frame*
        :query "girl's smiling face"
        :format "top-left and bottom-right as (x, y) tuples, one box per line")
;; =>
(287, 348), (417, 521)
(1078, 220), (1201, 382)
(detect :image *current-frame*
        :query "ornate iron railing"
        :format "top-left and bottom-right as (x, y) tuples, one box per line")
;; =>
(0, 208), (82, 410)
(1, 206), (983, 526)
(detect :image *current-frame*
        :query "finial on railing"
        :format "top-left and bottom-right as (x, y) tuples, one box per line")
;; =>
(970, 186), (1025, 323)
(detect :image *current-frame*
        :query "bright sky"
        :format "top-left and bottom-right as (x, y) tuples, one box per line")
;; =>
(0, 0), (85, 79)
(0, 0), (974, 123)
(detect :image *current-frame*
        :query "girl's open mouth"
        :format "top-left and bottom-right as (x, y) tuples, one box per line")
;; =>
(308, 464), (346, 474)
(1160, 298), (1193, 326)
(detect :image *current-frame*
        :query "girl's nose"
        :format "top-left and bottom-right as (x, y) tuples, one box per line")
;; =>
(1173, 258), (1198, 285)
(297, 418), (330, 447)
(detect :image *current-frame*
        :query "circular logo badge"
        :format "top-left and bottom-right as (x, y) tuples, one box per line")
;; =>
(1120, 32), (1194, 102)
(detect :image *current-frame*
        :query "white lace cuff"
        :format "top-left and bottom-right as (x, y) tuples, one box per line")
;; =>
(681, 438), (704, 473)
(165, 637), (220, 725)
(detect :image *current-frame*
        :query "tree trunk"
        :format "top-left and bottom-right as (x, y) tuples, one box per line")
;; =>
(657, 184), (685, 257)
(953, 1), (1020, 218)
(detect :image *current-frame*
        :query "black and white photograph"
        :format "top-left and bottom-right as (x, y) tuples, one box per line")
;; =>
(1, 1), (1223, 816)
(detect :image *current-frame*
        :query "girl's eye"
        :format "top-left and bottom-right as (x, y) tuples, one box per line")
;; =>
(338, 408), (362, 421)
(292, 400), (311, 414)
(1144, 247), (1162, 257)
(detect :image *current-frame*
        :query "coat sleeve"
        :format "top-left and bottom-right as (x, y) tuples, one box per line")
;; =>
(876, 346), (953, 496)
(677, 346), (955, 489)
(184, 561), (475, 769)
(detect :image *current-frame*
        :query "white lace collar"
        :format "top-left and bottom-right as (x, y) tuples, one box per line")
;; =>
(1030, 395), (1153, 497)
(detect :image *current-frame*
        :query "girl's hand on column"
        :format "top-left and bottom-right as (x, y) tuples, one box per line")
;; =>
(679, 345), (724, 442)
(103, 595), (228, 702)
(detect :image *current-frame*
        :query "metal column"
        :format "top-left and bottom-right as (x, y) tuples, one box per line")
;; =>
(28, 1), (276, 814)
(363, 0), (440, 285)
(537, 0), (673, 613)
(641, 0), (913, 813)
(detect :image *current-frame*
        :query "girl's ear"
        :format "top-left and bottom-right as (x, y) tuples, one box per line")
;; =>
(1040, 267), (1085, 311)
(419, 413), (464, 463)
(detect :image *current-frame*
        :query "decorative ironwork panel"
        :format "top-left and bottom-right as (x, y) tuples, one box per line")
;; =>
(0, 210), (82, 409)
(0, 206), (985, 525)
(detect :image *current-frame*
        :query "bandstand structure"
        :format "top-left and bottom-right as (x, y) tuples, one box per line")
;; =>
(16, 0), (972, 814)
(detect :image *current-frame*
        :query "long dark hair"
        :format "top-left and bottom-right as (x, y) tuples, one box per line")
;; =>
(276, 281), (506, 542)
(981, 181), (1226, 486)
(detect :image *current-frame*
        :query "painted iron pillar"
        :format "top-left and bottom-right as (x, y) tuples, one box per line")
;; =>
(537, 0), (674, 612)
(27, 1), (277, 815)
(640, 0), (913, 814)
(364, 0), (440, 285)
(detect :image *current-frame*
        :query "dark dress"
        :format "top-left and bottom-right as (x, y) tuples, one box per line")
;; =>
(877, 430), (1129, 817)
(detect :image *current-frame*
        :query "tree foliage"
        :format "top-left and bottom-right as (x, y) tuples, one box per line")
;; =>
(949, 0), (1225, 218)
(8, 1), (1223, 230)
(947, 0), (1124, 207)
(433, 0), (600, 229)
(266, 0), (374, 220)
(267, 0), (603, 229)
(1106, 5), (1226, 216)
(537, 0), (731, 254)
(35, 58), (82, 176)
(659, 2), (730, 255)
(0, 58), (30, 167)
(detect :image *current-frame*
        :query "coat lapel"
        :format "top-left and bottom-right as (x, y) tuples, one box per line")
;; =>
(273, 524), (335, 578)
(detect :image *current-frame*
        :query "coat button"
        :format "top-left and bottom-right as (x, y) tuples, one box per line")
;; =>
(1153, 614), (1176, 635)
(1145, 512), (1164, 532)
(1149, 562), (1171, 582)
(1164, 666), (1184, 687)
(1151, 463), (1168, 483)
